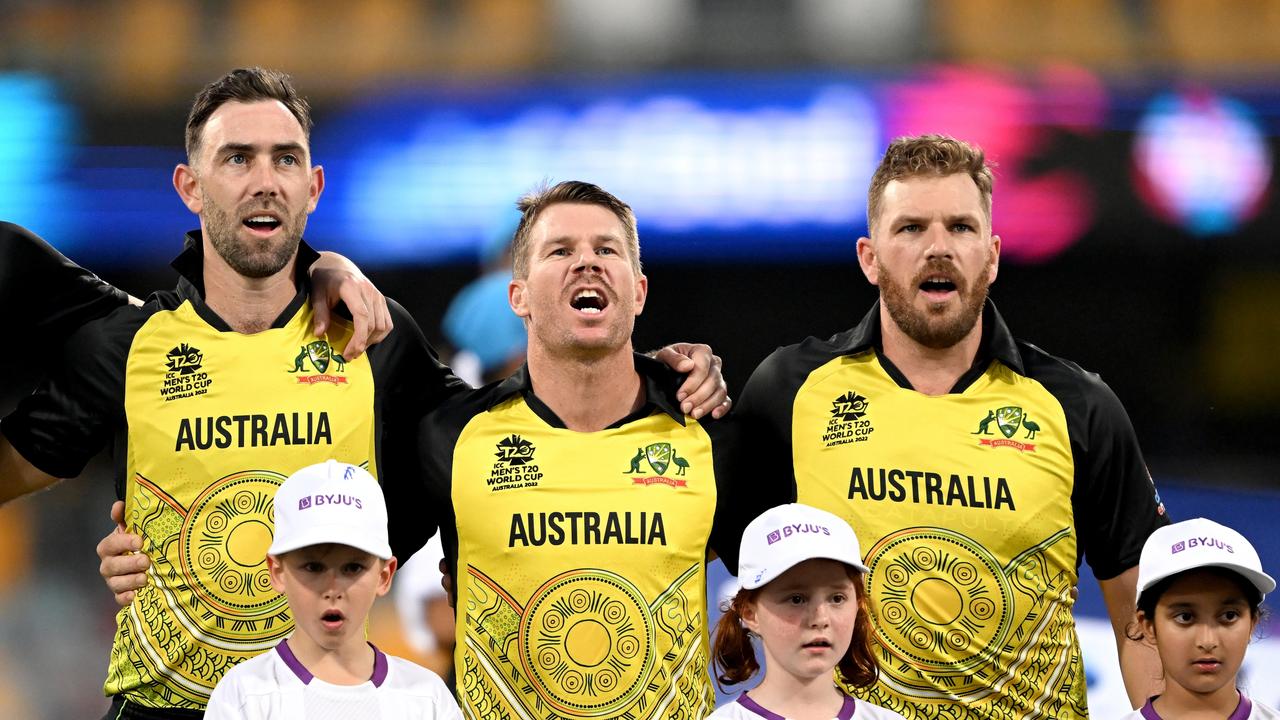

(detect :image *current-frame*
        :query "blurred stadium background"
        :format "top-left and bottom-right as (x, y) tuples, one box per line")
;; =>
(1, 1), (1279, 717)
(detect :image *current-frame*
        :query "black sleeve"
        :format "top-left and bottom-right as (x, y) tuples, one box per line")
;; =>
(731, 348), (802, 506)
(705, 412), (790, 576)
(0, 222), (130, 340)
(1032, 354), (1170, 580)
(0, 310), (132, 478)
(368, 300), (469, 561)
(708, 348), (805, 575)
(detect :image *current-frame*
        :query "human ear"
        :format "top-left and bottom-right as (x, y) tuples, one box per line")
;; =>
(856, 237), (878, 286)
(509, 279), (530, 319)
(267, 555), (287, 593)
(173, 164), (202, 214)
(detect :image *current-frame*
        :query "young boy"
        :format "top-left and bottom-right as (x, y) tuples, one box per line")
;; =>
(204, 460), (462, 719)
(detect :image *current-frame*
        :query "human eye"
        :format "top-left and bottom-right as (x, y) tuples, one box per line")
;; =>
(1222, 609), (1242, 622)
(1172, 611), (1194, 624)
(597, 246), (618, 255)
(831, 592), (848, 605)
(277, 154), (299, 166)
(300, 561), (324, 573)
(951, 223), (975, 233)
(227, 153), (246, 165)
(343, 562), (367, 575)
(898, 223), (922, 233)
(786, 593), (806, 605)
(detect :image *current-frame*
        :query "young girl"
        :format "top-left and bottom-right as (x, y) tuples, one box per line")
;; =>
(710, 503), (907, 720)
(1123, 517), (1277, 719)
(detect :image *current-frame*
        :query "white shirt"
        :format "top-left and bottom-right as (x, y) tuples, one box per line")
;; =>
(707, 692), (909, 720)
(204, 640), (462, 720)
(1118, 693), (1280, 720)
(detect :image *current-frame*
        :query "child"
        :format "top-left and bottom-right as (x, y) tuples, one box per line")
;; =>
(710, 503), (907, 720)
(204, 460), (462, 719)
(1122, 517), (1277, 719)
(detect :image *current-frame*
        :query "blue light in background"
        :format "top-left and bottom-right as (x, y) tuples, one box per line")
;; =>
(314, 75), (882, 264)
(1132, 90), (1272, 236)
(0, 74), (76, 240)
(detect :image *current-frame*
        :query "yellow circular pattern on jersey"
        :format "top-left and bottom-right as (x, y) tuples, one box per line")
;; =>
(179, 471), (289, 625)
(519, 569), (655, 717)
(865, 527), (1013, 674)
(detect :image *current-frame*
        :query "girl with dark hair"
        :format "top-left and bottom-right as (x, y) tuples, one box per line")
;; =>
(709, 504), (907, 720)
(1122, 518), (1277, 719)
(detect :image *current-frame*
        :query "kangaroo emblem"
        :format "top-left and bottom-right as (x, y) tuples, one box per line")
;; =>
(627, 448), (645, 473)
(288, 341), (347, 374)
(973, 410), (996, 435)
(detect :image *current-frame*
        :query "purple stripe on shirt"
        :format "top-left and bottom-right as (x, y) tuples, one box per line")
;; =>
(1139, 692), (1252, 720)
(735, 692), (857, 719)
(275, 639), (314, 685)
(1231, 693), (1254, 720)
(370, 642), (389, 688)
(274, 639), (390, 687)
(736, 694), (786, 720)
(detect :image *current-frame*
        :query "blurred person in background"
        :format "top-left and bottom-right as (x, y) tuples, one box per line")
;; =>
(391, 537), (458, 689)
(732, 134), (1169, 719)
(441, 210), (527, 387)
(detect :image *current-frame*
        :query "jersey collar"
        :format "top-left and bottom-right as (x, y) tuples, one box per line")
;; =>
(170, 230), (321, 332)
(275, 639), (390, 687)
(833, 298), (1025, 392)
(488, 352), (687, 429)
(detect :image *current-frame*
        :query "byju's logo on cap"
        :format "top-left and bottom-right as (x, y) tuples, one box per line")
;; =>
(766, 530), (782, 545)
(1171, 537), (1235, 554)
(296, 494), (363, 511)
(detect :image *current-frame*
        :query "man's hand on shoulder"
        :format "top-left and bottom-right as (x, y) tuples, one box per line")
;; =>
(651, 342), (731, 420)
(97, 500), (150, 606)
(310, 251), (393, 360)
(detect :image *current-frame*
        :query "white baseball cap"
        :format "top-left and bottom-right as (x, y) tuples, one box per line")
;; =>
(268, 460), (392, 560)
(1137, 517), (1274, 605)
(737, 503), (868, 590)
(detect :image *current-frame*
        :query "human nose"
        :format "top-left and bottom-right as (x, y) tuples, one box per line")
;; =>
(809, 602), (831, 628)
(321, 572), (344, 599)
(570, 248), (600, 273)
(1196, 624), (1218, 651)
(249, 157), (280, 198)
(924, 224), (954, 259)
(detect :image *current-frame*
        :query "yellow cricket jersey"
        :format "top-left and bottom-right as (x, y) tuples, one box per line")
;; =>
(419, 355), (767, 720)
(734, 301), (1168, 720)
(1, 236), (463, 710)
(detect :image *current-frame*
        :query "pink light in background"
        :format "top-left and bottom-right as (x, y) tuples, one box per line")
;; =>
(882, 66), (1104, 263)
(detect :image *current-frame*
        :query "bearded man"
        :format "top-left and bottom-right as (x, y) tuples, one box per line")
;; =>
(733, 134), (1168, 719)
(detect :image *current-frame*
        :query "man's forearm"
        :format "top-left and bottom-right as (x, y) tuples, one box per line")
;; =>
(1100, 566), (1163, 708)
(1117, 633), (1163, 708)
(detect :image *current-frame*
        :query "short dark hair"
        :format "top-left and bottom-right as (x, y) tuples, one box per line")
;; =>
(866, 134), (994, 234)
(185, 67), (312, 162)
(511, 180), (641, 279)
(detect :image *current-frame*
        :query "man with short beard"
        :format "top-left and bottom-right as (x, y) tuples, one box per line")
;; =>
(733, 135), (1169, 719)
(0, 68), (468, 719)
